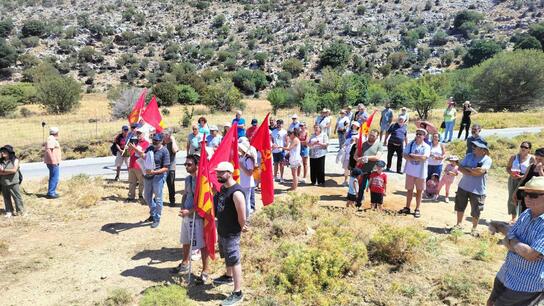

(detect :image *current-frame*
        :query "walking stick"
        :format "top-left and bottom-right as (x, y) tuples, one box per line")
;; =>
(41, 121), (46, 144)
(187, 211), (197, 284)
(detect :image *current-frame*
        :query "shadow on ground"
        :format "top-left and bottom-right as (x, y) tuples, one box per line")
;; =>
(101, 222), (150, 234)
(121, 265), (174, 282)
(131, 247), (181, 265)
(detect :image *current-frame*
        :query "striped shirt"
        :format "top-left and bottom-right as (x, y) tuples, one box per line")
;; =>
(497, 209), (544, 292)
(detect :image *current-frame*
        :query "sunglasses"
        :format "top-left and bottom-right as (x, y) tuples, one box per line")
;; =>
(416, 133), (425, 136)
(522, 191), (543, 199)
(184, 163), (194, 167)
(520, 146), (530, 149)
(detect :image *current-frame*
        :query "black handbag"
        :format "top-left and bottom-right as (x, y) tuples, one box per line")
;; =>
(440, 121), (445, 129)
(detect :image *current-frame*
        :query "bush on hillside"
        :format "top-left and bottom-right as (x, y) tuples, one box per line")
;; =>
(0, 39), (17, 70)
(268, 87), (290, 114)
(430, 30), (448, 46)
(177, 84), (199, 105)
(21, 19), (47, 38)
(0, 83), (37, 104)
(514, 36), (542, 51)
(401, 79), (441, 119)
(153, 82), (178, 106)
(462, 39), (502, 68)
(232, 69), (268, 95)
(472, 50), (544, 111)
(282, 58), (304, 77)
(368, 83), (389, 105)
(453, 10), (483, 38)
(0, 95), (17, 117)
(254, 52), (267, 67)
(36, 73), (82, 114)
(528, 22), (544, 50)
(320, 41), (351, 68)
(0, 19), (14, 37)
(202, 79), (244, 112)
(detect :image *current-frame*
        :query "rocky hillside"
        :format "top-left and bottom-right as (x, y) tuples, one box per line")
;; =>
(0, 0), (543, 91)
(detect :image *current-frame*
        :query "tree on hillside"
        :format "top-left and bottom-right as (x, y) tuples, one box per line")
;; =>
(528, 22), (544, 50)
(202, 79), (244, 112)
(472, 50), (544, 111)
(177, 84), (199, 105)
(0, 19), (14, 38)
(109, 87), (144, 119)
(453, 10), (483, 38)
(320, 41), (351, 68)
(36, 73), (81, 114)
(21, 19), (47, 38)
(462, 39), (502, 67)
(514, 36), (542, 51)
(268, 87), (289, 114)
(0, 39), (17, 70)
(282, 58), (304, 77)
(153, 82), (178, 106)
(401, 80), (440, 120)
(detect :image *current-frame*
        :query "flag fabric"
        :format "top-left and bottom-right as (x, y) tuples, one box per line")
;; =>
(356, 110), (378, 156)
(127, 88), (147, 125)
(209, 122), (239, 191)
(250, 113), (274, 206)
(141, 96), (165, 133)
(194, 140), (216, 260)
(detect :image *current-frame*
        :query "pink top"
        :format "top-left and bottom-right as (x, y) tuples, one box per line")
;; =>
(440, 163), (459, 185)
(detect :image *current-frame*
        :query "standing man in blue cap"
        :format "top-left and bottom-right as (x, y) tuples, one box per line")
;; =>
(142, 133), (170, 228)
(453, 139), (492, 236)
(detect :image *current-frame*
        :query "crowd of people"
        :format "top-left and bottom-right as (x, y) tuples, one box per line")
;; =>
(1, 100), (543, 306)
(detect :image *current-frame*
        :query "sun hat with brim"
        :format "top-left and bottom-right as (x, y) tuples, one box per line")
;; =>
(447, 155), (459, 161)
(209, 125), (219, 131)
(49, 127), (59, 135)
(238, 142), (250, 154)
(291, 114), (298, 119)
(416, 128), (427, 135)
(472, 140), (489, 150)
(518, 177), (544, 193)
(215, 161), (234, 173)
(351, 121), (361, 128)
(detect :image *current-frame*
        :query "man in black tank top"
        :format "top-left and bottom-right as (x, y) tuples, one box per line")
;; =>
(212, 161), (247, 305)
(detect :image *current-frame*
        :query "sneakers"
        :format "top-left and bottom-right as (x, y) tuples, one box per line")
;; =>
(46, 194), (59, 199)
(143, 216), (154, 223)
(299, 178), (306, 184)
(221, 291), (243, 306)
(151, 221), (160, 228)
(114, 175), (119, 181)
(414, 209), (421, 218)
(445, 197), (450, 203)
(4, 212), (12, 218)
(398, 207), (411, 214)
(195, 272), (208, 285)
(191, 249), (201, 261)
(171, 263), (189, 274)
(213, 274), (234, 285)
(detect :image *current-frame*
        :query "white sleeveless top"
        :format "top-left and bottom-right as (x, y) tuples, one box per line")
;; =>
(289, 140), (302, 164)
(512, 154), (532, 175)
(428, 143), (444, 166)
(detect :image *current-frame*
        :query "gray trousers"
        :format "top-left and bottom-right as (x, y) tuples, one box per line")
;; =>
(1, 183), (24, 214)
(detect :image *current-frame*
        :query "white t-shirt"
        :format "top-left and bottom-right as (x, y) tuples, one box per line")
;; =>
(239, 156), (255, 188)
(428, 143), (444, 166)
(319, 116), (331, 135)
(403, 140), (431, 179)
(271, 128), (287, 154)
(336, 115), (351, 132)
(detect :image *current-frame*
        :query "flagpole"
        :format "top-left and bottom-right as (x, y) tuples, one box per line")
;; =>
(187, 211), (197, 284)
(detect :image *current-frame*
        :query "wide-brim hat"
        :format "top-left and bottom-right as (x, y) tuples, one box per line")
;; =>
(416, 128), (427, 135)
(472, 139), (489, 150)
(518, 177), (544, 193)
(0, 145), (14, 154)
(351, 121), (361, 128)
(238, 142), (250, 154)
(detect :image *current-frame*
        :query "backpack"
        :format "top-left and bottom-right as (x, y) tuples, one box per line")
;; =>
(18, 168), (22, 184)
(110, 134), (122, 156)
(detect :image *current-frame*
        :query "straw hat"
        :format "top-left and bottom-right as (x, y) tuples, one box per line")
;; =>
(518, 177), (544, 193)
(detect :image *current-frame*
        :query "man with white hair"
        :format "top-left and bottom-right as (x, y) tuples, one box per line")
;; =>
(232, 110), (246, 138)
(44, 127), (61, 199)
(335, 109), (351, 149)
(288, 114), (300, 132)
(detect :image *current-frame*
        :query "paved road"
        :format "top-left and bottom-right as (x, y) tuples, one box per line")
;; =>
(20, 126), (543, 181)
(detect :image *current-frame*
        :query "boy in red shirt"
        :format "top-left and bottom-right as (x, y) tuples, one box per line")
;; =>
(367, 160), (387, 211)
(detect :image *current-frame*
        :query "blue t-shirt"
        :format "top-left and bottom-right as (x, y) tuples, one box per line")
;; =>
(387, 123), (407, 144)
(232, 118), (246, 137)
(183, 175), (196, 209)
(206, 134), (222, 148)
(380, 109), (393, 126)
(497, 209), (544, 292)
(458, 153), (492, 195)
(145, 145), (170, 170)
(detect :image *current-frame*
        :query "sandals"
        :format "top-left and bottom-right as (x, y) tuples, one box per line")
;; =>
(398, 207), (411, 214)
(414, 209), (421, 218)
(171, 263), (189, 274)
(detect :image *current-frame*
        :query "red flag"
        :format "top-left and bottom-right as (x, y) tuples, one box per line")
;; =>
(250, 113), (274, 206)
(194, 140), (216, 260)
(141, 96), (165, 133)
(127, 88), (147, 124)
(356, 110), (378, 157)
(209, 122), (239, 191)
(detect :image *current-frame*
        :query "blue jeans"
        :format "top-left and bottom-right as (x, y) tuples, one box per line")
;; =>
(427, 164), (443, 181)
(144, 173), (166, 222)
(443, 121), (455, 142)
(47, 164), (60, 196)
(338, 132), (346, 149)
(243, 187), (256, 217)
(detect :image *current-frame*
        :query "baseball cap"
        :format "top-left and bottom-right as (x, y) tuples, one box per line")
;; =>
(376, 160), (386, 168)
(49, 127), (59, 135)
(215, 161), (234, 173)
(122, 125), (129, 131)
(152, 133), (164, 141)
(209, 125), (219, 131)
(472, 139), (489, 150)
(251, 119), (258, 126)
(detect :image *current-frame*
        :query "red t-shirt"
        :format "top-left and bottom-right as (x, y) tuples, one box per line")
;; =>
(369, 172), (387, 194)
(128, 139), (150, 169)
(246, 126), (257, 140)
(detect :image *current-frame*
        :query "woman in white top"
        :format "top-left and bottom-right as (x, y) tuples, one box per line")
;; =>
(238, 142), (257, 216)
(427, 133), (446, 181)
(309, 124), (329, 186)
(282, 129), (302, 190)
(506, 141), (535, 223)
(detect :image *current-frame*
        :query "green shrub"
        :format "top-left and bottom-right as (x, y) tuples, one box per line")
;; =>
(368, 224), (428, 265)
(282, 58), (304, 77)
(431, 30), (448, 46)
(453, 10), (483, 37)
(463, 39), (503, 67)
(320, 41), (351, 68)
(514, 36), (542, 50)
(0, 19), (14, 37)
(232, 69), (268, 95)
(268, 87), (290, 114)
(528, 22), (544, 50)
(0, 39), (17, 69)
(368, 83), (389, 105)
(177, 84), (199, 105)
(0, 95), (17, 116)
(139, 285), (194, 306)
(212, 14), (226, 28)
(36, 73), (81, 114)
(102, 288), (132, 306)
(435, 273), (478, 302)
(153, 82), (178, 106)
(471, 50), (544, 111)
(262, 193), (318, 221)
(0, 83), (37, 104)
(401, 30), (419, 49)
(388, 51), (407, 69)
(202, 79), (244, 112)
(21, 19), (47, 38)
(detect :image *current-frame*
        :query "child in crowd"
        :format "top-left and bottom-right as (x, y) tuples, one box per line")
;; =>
(425, 173), (440, 200)
(437, 155), (460, 203)
(347, 168), (362, 208)
(367, 160), (387, 210)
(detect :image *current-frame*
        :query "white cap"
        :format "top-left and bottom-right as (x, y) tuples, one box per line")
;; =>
(351, 121), (361, 128)
(209, 125), (219, 131)
(215, 161), (234, 173)
(291, 114), (298, 119)
(49, 127), (59, 135)
(236, 110), (242, 115)
(224, 122), (232, 128)
(238, 142), (250, 154)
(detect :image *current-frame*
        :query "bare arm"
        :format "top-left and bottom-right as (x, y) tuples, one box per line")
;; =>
(506, 155), (515, 175)
(507, 238), (543, 262)
(171, 138), (179, 153)
(233, 191), (247, 230)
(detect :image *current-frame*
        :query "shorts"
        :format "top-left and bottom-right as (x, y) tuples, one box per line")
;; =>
(347, 193), (357, 201)
(180, 215), (205, 249)
(405, 175), (425, 190)
(370, 192), (384, 204)
(289, 160), (301, 168)
(454, 187), (486, 218)
(300, 146), (309, 157)
(380, 122), (390, 132)
(218, 233), (241, 267)
(489, 277), (544, 306)
(115, 152), (129, 168)
(273, 152), (285, 164)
